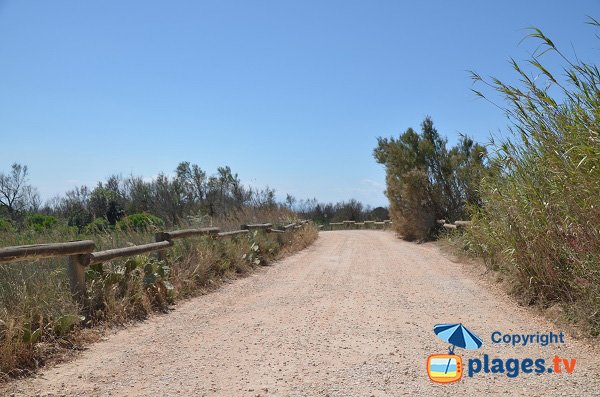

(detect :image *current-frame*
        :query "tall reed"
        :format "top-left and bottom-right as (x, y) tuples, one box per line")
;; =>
(465, 21), (600, 332)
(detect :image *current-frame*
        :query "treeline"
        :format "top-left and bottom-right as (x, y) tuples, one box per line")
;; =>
(292, 198), (388, 223)
(0, 162), (283, 232)
(0, 162), (387, 233)
(375, 21), (600, 332)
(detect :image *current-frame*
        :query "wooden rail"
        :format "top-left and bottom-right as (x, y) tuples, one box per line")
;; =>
(156, 227), (219, 241)
(321, 218), (470, 232)
(0, 240), (96, 264)
(218, 230), (250, 238)
(440, 220), (472, 230)
(321, 220), (392, 231)
(0, 220), (310, 315)
(85, 240), (174, 266)
(268, 229), (286, 234)
(241, 223), (272, 230)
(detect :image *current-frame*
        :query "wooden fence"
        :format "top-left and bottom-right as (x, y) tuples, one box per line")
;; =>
(437, 219), (472, 230)
(319, 219), (471, 231)
(319, 220), (392, 231)
(0, 220), (310, 313)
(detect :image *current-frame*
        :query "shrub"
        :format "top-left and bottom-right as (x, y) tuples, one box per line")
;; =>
(82, 217), (111, 234)
(0, 218), (14, 233)
(26, 214), (59, 232)
(116, 213), (165, 232)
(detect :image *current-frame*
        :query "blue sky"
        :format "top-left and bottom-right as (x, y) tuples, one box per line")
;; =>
(0, 1), (598, 207)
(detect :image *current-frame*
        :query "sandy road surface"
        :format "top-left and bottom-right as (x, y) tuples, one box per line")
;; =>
(5, 231), (600, 396)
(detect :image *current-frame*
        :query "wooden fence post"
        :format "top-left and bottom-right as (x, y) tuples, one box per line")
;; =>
(155, 232), (168, 262)
(67, 254), (90, 316)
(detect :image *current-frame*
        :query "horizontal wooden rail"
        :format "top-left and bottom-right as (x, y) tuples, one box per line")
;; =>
(454, 221), (472, 227)
(320, 219), (392, 231)
(241, 223), (272, 230)
(158, 227), (220, 241)
(85, 240), (174, 266)
(0, 219), (309, 317)
(218, 230), (250, 238)
(0, 240), (95, 264)
(442, 220), (471, 230)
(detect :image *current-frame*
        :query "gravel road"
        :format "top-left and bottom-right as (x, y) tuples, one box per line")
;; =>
(6, 231), (600, 396)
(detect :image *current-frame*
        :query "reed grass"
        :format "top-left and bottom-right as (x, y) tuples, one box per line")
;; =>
(462, 21), (600, 333)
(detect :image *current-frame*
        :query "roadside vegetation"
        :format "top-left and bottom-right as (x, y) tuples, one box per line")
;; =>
(464, 21), (600, 333)
(373, 117), (488, 241)
(0, 163), (318, 379)
(375, 20), (600, 334)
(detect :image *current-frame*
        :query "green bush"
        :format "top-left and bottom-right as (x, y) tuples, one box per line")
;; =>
(0, 218), (14, 233)
(116, 213), (165, 232)
(83, 217), (111, 234)
(467, 22), (600, 331)
(26, 214), (59, 232)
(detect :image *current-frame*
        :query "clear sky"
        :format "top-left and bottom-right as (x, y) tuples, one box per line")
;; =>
(0, 1), (598, 207)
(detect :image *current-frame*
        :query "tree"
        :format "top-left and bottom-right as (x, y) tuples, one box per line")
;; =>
(0, 163), (39, 221)
(374, 117), (487, 240)
(60, 186), (93, 229)
(89, 184), (125, 225)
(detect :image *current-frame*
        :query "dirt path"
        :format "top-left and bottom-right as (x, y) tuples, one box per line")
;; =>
(6, 231), (600, 396)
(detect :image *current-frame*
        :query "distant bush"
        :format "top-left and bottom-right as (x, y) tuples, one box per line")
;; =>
(83, 217), (111, 234)
(116, 213), (165, 232)
(26, 214), (59, 232)
(0, 218), (14, 233)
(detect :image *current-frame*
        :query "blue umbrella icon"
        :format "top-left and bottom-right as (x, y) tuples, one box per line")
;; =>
(433, 323), (483, 354)
(433, 323), (483, 375)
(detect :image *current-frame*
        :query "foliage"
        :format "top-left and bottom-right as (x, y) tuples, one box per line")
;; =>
(374, 117), (487, 240)
(465, 21), (600, 331)
(86, 256), (174, 320)
(0, 219), (14, 233)
(26, 214), (59, 232)
(82, 217), (111, 234)
(116, 213), (165, 232)
(295, 198), (388, 223)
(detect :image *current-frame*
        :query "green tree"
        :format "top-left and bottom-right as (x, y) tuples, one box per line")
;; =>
(374, 117), (487, 240)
